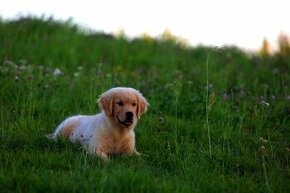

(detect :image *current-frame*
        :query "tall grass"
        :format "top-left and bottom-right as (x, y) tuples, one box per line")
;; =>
(0, 17), (290, 193)
(205, 53), (212, 157)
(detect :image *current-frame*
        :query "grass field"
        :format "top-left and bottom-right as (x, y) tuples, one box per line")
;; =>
(0, 17), (290, 193)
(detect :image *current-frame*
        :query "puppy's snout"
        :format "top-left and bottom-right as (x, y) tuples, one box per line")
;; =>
(125, 112), (133, 120)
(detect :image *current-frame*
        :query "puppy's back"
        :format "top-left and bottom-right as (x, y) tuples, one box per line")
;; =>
(47, 116), (83, 139)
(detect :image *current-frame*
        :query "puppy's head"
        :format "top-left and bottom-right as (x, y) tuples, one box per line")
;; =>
(98, 87), (149, 128)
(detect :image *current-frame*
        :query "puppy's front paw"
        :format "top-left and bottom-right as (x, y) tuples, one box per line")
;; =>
(96, 150), (109, 162)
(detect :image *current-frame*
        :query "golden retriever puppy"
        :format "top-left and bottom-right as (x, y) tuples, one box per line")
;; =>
(47, 87), (149, 161)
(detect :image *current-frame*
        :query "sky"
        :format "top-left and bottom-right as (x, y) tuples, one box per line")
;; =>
(1, 0), (289, 51)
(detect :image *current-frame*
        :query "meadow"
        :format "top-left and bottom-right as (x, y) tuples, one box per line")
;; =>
(0, 17), (289, 193)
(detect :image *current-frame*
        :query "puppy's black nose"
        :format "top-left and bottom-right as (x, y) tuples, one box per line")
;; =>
(125, 112), (133, 120)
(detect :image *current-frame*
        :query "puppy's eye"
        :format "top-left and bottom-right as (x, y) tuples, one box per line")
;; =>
(117, 102), (124, 106)
(132, 103), (137, 107)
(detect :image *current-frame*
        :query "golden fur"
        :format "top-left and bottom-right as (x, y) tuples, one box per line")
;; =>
(47, 87), (149, 161)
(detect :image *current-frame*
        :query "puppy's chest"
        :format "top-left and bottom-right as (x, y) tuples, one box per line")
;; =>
(99, 132), (134, 154)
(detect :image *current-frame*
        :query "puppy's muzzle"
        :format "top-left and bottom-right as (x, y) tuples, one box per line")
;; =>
(117, 111), (134, 127)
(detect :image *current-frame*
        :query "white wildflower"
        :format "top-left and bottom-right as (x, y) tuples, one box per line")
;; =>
(18, 65), (27, 70)
(260, 101), (269, 106)
(260, 146), (266, 151)
(259, 137), (268, 144)
(53, 68), (64, 76)
(19, 59), (27, 65)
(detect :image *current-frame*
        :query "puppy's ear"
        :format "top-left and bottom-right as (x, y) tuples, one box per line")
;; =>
(98, 93), (114, 116)
(136, 93), (149, 119)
